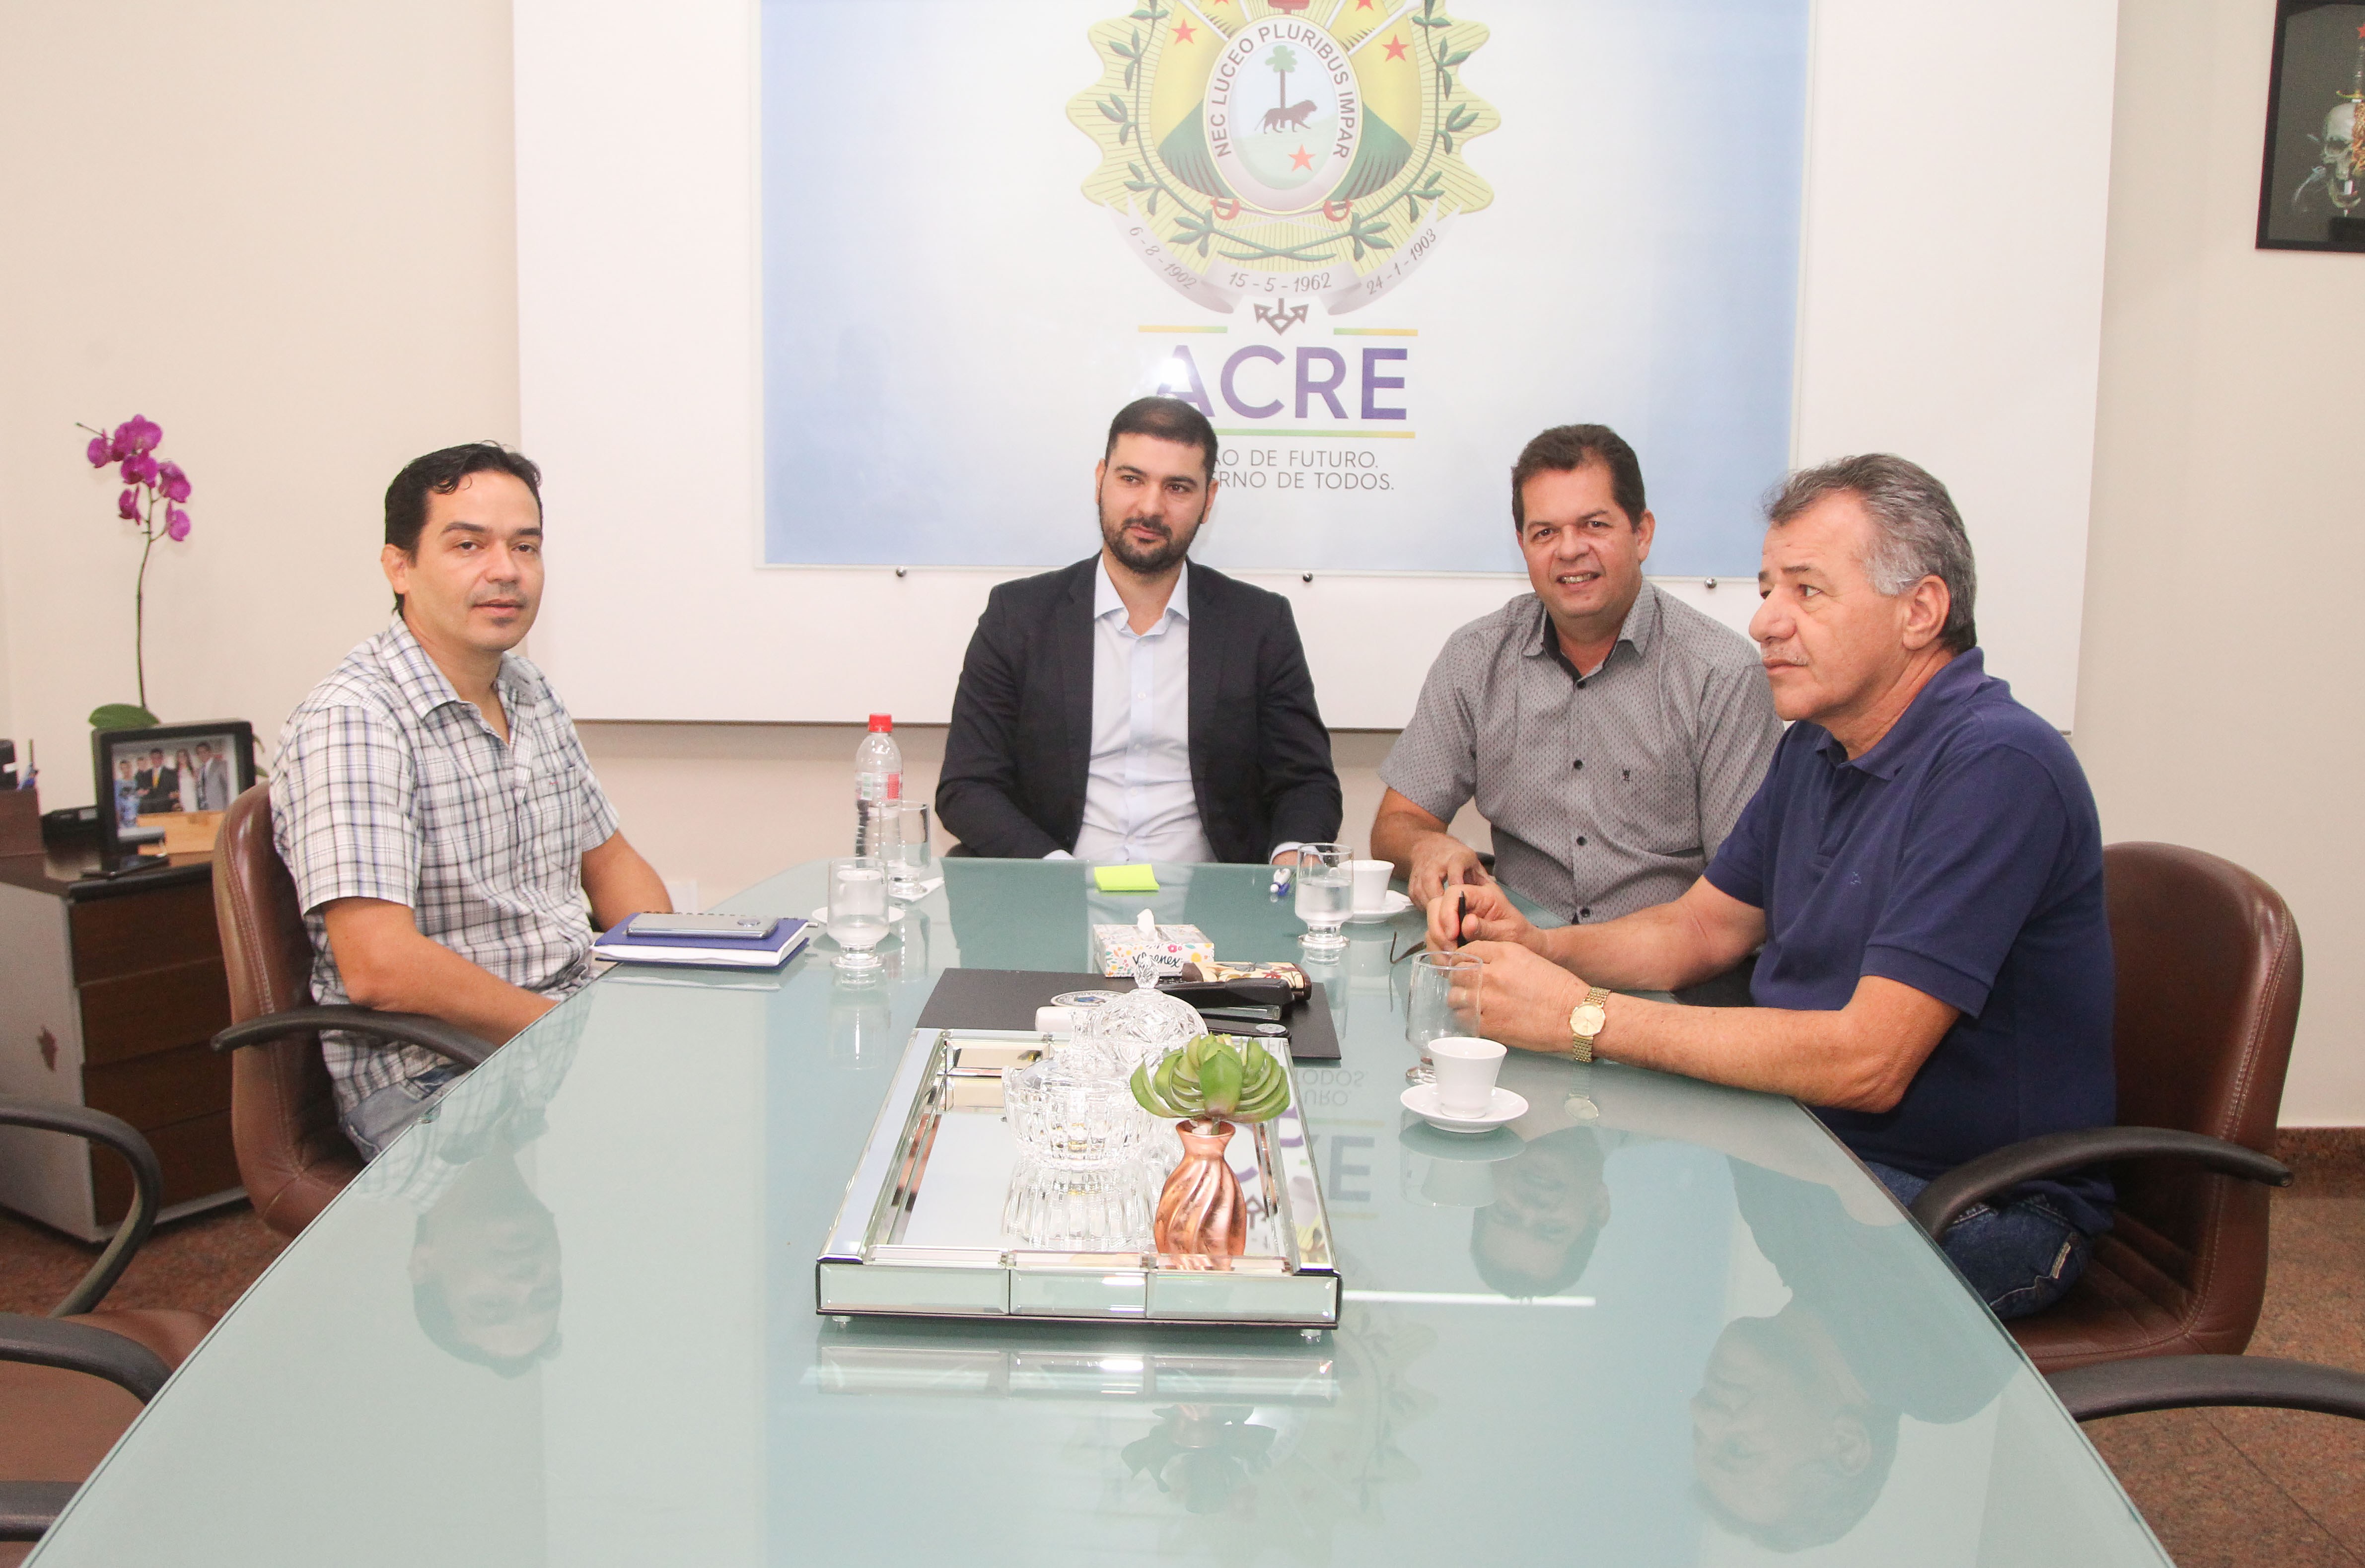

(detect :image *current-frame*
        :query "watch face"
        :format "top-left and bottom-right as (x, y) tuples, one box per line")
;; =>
(1573, 1004), (1607, 1037)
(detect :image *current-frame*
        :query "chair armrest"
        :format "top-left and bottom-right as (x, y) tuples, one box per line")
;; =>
(210, 1005), (495, 1069)
(0, 1313), (170, 1403)
(0, 1481), (79, 1543)
(0, 1101), (160, 1317)
(1908, 1126), (2291, 1238)
(2051, 1354), (2365, 1423)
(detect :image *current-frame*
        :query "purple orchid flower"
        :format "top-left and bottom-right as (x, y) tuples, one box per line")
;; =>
(165, 505), (192, 542)
(112, 416), (162, 457)
(119, 451), (159, 486)
(158, 461), (191, 502)
(117, 489), (141, 521)
(85, 433), (114, 468)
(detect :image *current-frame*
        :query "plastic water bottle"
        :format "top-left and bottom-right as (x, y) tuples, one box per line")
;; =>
(854, 714), (902, 856)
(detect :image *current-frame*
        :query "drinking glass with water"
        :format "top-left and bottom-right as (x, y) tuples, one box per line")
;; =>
(883, 802), (934, 900)
(1294, 843), (1354, 956)
(828, 857), (890, 974)
(1406, 950), (1483, 1085)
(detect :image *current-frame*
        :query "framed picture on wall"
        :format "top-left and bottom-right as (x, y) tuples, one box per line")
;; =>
(2259, 0), (2365, 250)
(91, 719), (255, 859)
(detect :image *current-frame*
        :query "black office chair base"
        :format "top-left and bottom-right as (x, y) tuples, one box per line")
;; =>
(0, 1481), (78, 1542)
(2052, 1354), (2365, 1424)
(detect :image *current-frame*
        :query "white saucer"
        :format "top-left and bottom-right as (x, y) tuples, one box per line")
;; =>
(809, 905), (907, 927)
(1400, 1083), (1527, 1134)
(1346, 890), (1414, 924)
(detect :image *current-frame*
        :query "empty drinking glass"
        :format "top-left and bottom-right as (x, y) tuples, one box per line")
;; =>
(1406, 949), (1483, 1085)
(827, 857), (891, 974)
(1294, 843), (1353, 956)
(883, 801), (934, 900)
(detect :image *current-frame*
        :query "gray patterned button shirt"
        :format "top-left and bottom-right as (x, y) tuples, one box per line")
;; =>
(272, 617), (620, 1120)
(1381, 584), (1780, 922)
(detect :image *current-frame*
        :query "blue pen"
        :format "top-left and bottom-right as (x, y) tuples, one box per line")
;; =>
(1269, 864), (1291, 900)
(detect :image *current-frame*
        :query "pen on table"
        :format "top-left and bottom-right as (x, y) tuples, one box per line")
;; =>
(1268, 863), (1291, 900)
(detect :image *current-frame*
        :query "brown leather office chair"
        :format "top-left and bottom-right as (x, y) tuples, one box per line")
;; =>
(210, 784), (494, 1237)
(0, 1101), (212, 1551)
(1910, 842), (2304, 1373)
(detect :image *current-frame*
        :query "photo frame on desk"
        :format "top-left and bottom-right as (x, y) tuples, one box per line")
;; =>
(91, 719), (255, 860)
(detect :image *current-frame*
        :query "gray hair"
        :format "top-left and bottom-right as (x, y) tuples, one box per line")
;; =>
(1766, 454), (1978, 654)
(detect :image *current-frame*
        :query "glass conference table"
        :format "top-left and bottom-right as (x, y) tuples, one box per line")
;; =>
(29, 859), (2167, 1567)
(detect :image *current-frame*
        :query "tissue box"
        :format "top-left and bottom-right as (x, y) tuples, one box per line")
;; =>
(1090, 923), (1215, 978)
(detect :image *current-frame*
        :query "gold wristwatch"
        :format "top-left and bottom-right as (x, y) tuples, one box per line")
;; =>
(1568, 986), (1611, 1063)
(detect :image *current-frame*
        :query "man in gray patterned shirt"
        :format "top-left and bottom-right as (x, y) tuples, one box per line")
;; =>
(1373, 425), (1779, 932)
(273, 443), (669, 1158)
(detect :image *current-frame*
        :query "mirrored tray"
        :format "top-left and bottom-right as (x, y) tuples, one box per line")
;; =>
(818, 1028), (1340, 1327)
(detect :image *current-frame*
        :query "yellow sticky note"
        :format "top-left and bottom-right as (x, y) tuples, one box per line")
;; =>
(1093, 863), (1160, 893)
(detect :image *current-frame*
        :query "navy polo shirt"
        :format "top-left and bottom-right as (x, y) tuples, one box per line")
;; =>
(1704, 649), (2116, 1235)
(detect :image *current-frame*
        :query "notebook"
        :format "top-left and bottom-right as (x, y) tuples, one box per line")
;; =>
(591, 916), (813, 969)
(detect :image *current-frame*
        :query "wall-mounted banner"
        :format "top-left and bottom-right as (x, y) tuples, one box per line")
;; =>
(761, 0), (1806, 576)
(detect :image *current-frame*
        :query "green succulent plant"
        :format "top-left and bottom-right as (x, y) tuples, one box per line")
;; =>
(1130, 1034), (1293, 1125)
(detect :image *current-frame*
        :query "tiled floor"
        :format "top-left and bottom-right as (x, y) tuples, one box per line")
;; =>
(2, 1146), (2359, 1562)
(0, 1200), (285, 1320)
(2083, 1143), (2365, 1565)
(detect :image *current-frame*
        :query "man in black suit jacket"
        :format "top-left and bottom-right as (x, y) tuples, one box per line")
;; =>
(938, 397), (1342, 863)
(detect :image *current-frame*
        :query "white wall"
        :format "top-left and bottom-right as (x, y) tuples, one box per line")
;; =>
(1792, 0), (2120, 728)
(0, 0), (2355, 1122)
(0, 0), (522, 809)
(2074, 0), (2365, 1125)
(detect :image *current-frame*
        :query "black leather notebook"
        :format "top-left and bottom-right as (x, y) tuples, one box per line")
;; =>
(913, 968), (1341, 1062)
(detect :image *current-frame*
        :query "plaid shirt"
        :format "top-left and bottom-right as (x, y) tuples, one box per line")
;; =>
(272, 616), (619, 1116)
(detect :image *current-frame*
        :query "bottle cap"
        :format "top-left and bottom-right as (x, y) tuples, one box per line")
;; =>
(867, 714), (893, 732)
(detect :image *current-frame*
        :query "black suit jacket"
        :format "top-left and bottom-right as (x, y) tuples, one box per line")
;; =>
(937, 558), (1342, 862)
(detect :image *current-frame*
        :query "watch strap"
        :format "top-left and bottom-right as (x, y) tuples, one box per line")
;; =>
(1569, 985), (1611, 1063)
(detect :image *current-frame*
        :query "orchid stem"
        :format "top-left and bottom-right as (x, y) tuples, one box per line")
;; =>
(134, 500), (155, 711)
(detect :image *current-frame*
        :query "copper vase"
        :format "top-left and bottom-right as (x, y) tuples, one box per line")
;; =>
(1154, 1119), (1248, 1258)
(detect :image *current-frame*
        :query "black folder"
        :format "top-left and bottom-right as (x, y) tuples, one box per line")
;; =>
(913, 968), (1341, 1062)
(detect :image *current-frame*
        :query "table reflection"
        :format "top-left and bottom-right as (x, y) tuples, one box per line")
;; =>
(1470, 1125), (1614, 1300)
(349, 1007), (582, 1376)
(827, 966), (898, 1069)
(1695, 1159), (2008, 1551)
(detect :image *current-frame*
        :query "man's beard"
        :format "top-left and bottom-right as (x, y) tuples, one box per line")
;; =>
(1101, 505), (1201, 574)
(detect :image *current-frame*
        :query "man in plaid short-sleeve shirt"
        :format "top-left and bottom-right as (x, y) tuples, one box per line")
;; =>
(273, 443), (669, 1158)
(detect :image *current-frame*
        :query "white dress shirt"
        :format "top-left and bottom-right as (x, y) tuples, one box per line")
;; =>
(1065, 558), (1213, 864)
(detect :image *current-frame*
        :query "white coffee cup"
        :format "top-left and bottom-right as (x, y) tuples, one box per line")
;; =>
(1350, 858), (1393, 912)
(1430, 1036), (1507, 1116)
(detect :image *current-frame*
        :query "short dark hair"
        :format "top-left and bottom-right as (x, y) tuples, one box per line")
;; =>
(1104, 396), (1219, 482)
(383, 442), (543, 612)
(1766, 453), (1978, 654)
(1510, 424), (1646, 529)
(412, 1275), (560, 1379)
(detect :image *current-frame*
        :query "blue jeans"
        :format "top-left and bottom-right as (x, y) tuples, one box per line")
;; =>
(1864, 1160), (2094, 1321)
(341, 1065), (466, 1160)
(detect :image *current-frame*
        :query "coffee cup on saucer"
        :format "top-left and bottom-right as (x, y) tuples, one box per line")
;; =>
(1350, 859), (1392, 913)
(1431, 1036), (1507, 1117)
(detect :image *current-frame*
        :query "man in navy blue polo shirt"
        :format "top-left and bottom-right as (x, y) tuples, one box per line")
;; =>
(1434, 454), (2114, 1319)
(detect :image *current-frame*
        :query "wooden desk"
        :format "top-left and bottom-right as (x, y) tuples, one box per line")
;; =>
(0, 848), (239, 1239)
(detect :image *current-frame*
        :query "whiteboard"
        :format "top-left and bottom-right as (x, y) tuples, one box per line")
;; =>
(754, 0), (1806, 578)
(515, 0), (2117, 730)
